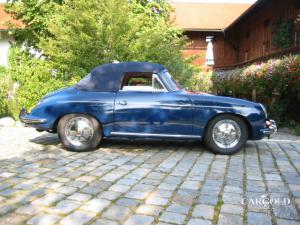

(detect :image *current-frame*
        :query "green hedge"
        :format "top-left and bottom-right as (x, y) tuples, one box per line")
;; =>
(0, 67), (12, 117)
(212, 55), (300, 126)
(0, 46), (76, 119)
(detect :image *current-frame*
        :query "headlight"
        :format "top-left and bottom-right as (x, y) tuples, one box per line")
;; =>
(259, 103), (268, 119)
(28, 107), (34, 114)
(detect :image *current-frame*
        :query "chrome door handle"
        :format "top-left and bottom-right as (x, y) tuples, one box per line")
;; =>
(118, 101), (127, 106)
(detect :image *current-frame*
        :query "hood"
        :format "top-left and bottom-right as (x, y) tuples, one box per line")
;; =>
(185, 90), (213, 96)
(186, 91), (260, 108)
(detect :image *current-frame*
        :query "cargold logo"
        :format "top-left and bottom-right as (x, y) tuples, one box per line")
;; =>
(242, 194), (291, 209)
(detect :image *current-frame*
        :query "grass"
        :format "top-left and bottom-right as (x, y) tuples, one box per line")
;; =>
(213, 199), (224, 225)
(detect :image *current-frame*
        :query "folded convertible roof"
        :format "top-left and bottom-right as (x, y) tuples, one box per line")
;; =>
(79, 62), (166, 92)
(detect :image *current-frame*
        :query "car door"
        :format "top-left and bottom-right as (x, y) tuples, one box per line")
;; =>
(112, 72), (194, 137)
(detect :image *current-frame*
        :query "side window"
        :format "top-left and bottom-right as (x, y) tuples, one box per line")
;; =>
(121, 73), (166, 92)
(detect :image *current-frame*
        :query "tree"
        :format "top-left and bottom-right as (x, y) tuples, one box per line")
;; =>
(6, 0), (63, 47)
(3, 0), (197, 118)
(38, 0), (195, 83)
(131, 0), (173, 21)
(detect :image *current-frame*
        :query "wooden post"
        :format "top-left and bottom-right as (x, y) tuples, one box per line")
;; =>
(233, 90), (236, 98)
(252, 88), (257, 102)
(272, 90), (280, 104)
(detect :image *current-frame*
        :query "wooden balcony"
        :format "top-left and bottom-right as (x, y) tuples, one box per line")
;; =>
(214, 46), (300, 71)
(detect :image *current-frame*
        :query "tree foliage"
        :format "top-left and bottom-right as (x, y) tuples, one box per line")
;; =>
(6, 45), (74, 118)
(6, 0), (63, 47)
(272, 20), (293, 49)
(0, 67), (12, 117)
(38, 0), (195, 82)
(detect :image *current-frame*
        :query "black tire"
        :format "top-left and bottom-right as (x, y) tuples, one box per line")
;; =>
(204, 115), (248, 155)
(57, 114), (102, 152)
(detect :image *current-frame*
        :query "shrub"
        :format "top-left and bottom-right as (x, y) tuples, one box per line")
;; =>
(212, 55), (300, 124)
(295, 124), (300, 136)
(189, 70), (213, 92)
(212, 55), (300, 97)
(6, 45), (76, 119)
(0, 67), (11, 117)
(273, 20), (293, 49)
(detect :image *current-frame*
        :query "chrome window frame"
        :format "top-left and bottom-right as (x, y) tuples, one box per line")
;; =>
(119, 73), (167, 93)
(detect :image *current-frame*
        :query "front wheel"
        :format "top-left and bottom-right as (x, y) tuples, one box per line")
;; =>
(57, 114), (102, 152)
(204, 115), (248, 155)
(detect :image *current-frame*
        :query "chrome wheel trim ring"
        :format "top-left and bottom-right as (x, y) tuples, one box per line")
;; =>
(65, 117), (94, 146)
(212, 119), (242, 149)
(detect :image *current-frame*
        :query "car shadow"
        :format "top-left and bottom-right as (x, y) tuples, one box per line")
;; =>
(29, 132), (207, 152)
(28, 131), (260, 155)
(29, 132), (60, 145)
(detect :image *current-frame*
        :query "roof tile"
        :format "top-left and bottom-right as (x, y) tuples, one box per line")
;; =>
(0, 4), (24, 30)
(170, 2), (252, 31)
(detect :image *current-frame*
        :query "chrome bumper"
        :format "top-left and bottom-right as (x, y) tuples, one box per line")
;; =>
(19, 108), (47, 125)
(260, 120), (277, 138)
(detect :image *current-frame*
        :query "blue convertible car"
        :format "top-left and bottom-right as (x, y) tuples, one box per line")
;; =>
(20, 62), (276, 154)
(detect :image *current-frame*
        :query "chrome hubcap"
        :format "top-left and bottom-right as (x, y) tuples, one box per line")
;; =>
(212, 119), (241, 149)
(65, 117), (94, 146)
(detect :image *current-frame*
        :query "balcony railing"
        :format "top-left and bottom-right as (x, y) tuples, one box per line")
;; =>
(214, 46), (300, 70)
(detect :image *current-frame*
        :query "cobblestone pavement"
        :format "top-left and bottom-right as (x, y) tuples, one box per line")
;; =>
(0, 127), (300, 225)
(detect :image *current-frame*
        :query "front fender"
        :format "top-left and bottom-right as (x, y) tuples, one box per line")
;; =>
(188, 94), (266, 140)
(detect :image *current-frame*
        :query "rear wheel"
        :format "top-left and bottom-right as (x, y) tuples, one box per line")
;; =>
(204, 115), (248, 155)
(57, 114), (102, 152)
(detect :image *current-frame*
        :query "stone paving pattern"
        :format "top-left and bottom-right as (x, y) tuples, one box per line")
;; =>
(0, 127), (300, 225)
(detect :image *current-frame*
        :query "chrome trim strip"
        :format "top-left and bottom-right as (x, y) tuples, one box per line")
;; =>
(116, 103), (192, 108)
(58, 100), (105, 104)
(57, 101), (247, 110)
(193, 105), (250, 110)
(20, 118), (47, 124)
(110, 132), (201, 139)
(57, 101), (191, 108)
(115, 103), (243, 109)
(57, 102), (249, 110)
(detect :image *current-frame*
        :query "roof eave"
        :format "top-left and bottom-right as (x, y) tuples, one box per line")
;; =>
(183, 28), (224, 32)
(224, 0), (267, 32)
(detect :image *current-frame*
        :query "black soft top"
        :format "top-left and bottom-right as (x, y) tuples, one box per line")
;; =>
(76, 62), (166, 92)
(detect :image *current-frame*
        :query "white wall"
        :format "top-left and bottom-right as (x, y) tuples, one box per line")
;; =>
(0, 31), (12, 67)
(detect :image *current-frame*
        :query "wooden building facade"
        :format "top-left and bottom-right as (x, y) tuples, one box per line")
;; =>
(224, 0), (300, 68)
(171, 0), (300, 69)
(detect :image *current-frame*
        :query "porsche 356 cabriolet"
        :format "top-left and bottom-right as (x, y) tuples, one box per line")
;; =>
(20, 62), (277, 154)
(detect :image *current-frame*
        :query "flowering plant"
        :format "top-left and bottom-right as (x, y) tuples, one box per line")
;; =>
(211, 55), (300, 124)
(212, 55), (300, 99)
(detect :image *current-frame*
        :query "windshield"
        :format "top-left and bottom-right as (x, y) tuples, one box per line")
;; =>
(75, 73), (95, 90)
(159, 70), (182, 91)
